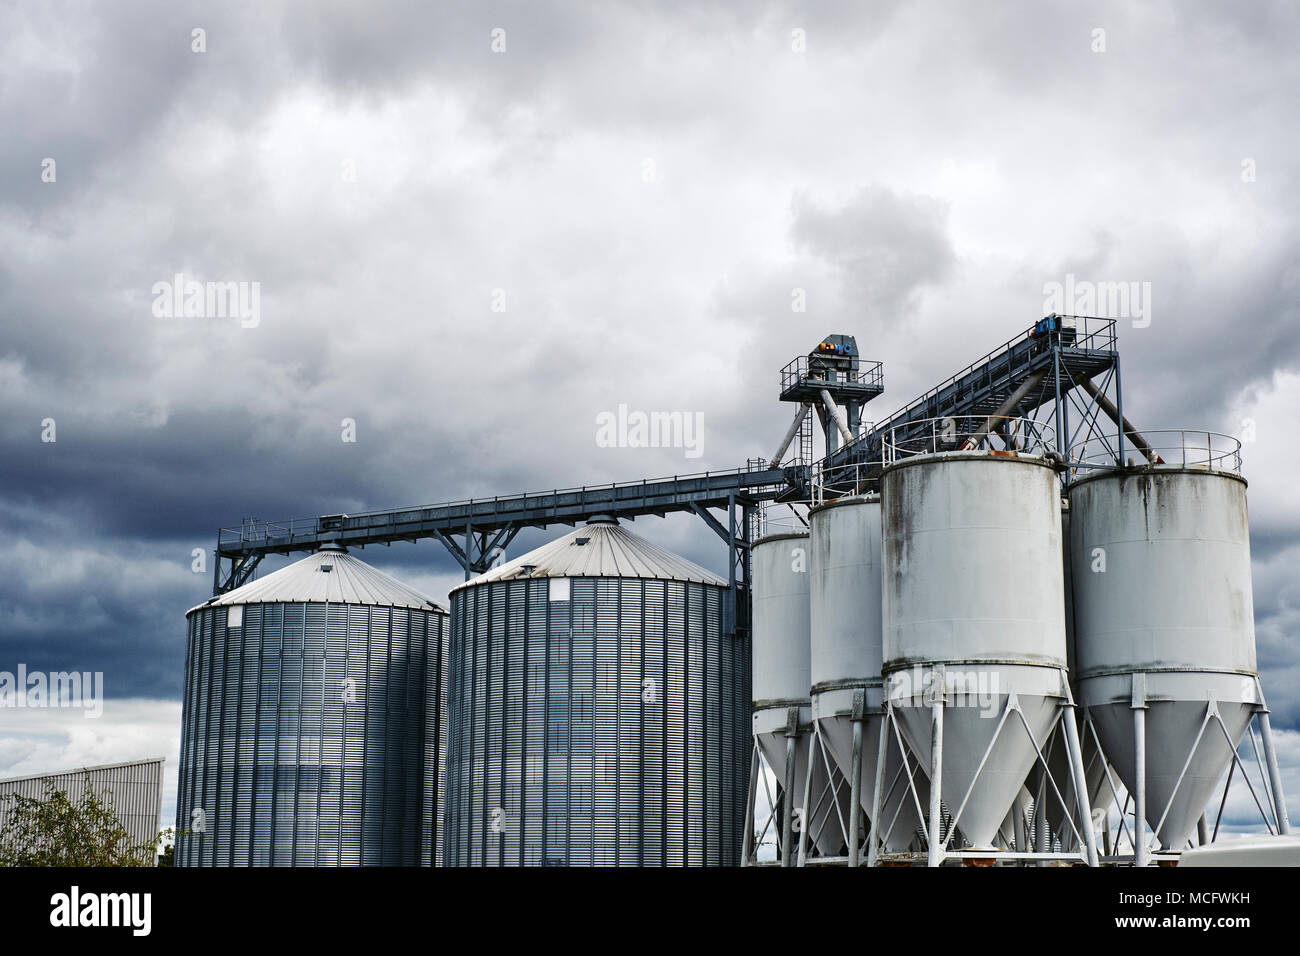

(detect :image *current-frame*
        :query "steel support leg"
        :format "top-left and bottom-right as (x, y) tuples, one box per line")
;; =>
(1134, 708), (1149, 866)
(742, 744), (759, 866)
(1062, 703), (1100, 866)
(846, 690), (866, 867)
(867, 708), (890, 868)
(1257, 709), (1292, 835)
(1013, 793), (1028, 860)
(1035, 771), (1049, 866)
(927, 699), (945, 868)
(780, 708), (799, 868)
(797, 725), (815, 867)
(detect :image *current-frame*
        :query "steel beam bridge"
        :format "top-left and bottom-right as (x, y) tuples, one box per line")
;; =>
(213, 464), (807, 635)
(819, 316), (1125, 494)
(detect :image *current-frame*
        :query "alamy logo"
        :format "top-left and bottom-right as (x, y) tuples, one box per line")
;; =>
(0, 665), (103, 718)
(50, 886), (151, 936)
(151, 273), (260, 328)
(595, 404), (704, 459)
(887, 665), (1001, 718)
(1042, 273), (1151, 328)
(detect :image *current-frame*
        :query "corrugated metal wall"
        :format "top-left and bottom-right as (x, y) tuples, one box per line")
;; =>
(175, 601), (448, 866)
(443, 576), (750, 866)
(0, 758), (164, 864)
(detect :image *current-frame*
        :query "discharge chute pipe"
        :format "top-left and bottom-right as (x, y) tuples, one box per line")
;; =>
(769, 403), (811, 468)
(960, 370), (1048, 451)
(1078, 377), (1163, 465)
(819, 389), (854, 446)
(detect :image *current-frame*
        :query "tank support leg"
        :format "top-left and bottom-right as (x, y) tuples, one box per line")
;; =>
(1035, 770), (1049, 866)
(867, 705), (890, 867)
(742, 744), (759, 866)
(1257, 703), (1292, 835)
(1132, 673), (1149, 866)
(797, 723), (815, 867)
(927, 697), (945, 868)
(780, 707), (799, 867)
(1062, 701), (1100, 866)
(846, 689), (866, 867)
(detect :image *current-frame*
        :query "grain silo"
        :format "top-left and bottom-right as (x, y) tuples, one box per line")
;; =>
(176, 543), (448, 866)
(442, 516), (748, 866)
(881, 448), (1097, 865)
(808, 494), (924, 862)
(749, 527), (842, 864)
(1069, 457), (1288, 860)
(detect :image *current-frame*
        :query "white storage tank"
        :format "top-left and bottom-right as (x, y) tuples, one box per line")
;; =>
(882, 452), (1071, 852)
(809, 495), (924, 855)
(1069, 466), (1260, 852)
(751, 531), (840, 858)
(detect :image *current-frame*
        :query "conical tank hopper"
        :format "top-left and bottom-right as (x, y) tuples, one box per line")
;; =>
(891, 664), (1065, 848)
(754, 707), (844, 857)
(814, 688), (927, 852)
(1083, 674), (1255, 849)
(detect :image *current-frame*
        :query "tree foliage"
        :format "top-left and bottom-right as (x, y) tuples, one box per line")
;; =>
(0, 774), (155, 867)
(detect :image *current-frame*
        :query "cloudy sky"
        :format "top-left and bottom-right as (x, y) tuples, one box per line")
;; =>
(1, 0), (1297, 836)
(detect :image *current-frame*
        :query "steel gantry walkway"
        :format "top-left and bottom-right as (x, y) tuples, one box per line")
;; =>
(818, 315), (1128, 494)
(213, 464), (806, 638)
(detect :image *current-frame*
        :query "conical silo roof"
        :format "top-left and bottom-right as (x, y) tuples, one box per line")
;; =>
(189, 544), (447, 614)
(453, 517), (726, 592)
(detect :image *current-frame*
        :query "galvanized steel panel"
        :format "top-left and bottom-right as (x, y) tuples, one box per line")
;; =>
(444, 572), (748, 866)
(0, 758), (164, 864)
(176, 575), (448, 866)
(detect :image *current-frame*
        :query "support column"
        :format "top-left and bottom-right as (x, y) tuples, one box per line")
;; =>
(927, 693), (945, 868)
(1035, 771), (1049, 867)
(1257, 707), (1292, 835)
(1062, 700), (1100, 866)
(1133, 673), (1149, 866)
(796, 722), (814, 867)
(741, 744), (759, 866)
(780, 707), (799, 868)
(867, 707), (890, 868)
(846, 689), (866, 867)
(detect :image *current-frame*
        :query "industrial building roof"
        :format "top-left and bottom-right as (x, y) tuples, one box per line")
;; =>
(454, 518), (727, 591)
(190, 545), (447, 614)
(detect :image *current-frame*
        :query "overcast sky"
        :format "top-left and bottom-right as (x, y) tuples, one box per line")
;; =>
(1, 0), (1297, 835)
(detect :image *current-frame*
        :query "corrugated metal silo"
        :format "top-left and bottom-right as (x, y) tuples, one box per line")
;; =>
(882, 452), (1073, 853)
(1070, 466), (1261, 853)
(176, 544), (448, 866)
(443, 517), (748, 866)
